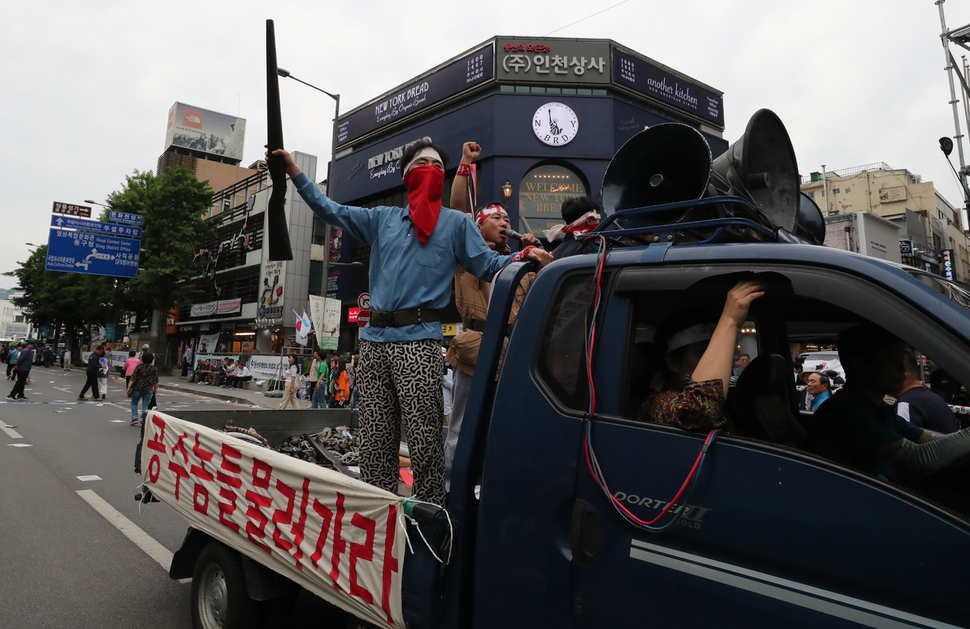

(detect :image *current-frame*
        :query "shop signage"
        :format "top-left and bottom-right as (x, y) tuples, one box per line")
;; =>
(943, 249), (955, 281)
(365, 137), (431, 180)
(347, 306), (360, 323)
(497, 38), (609, 84)
(337, 43), (493, 147)
(899, 240), (914, 256)
(612, 47), (724, 128)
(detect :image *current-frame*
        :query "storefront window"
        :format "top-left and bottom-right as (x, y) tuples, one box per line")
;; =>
(518, 164), (587, 237)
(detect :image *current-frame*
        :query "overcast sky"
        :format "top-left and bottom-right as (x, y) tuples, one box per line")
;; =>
(3, 0), (969, 286)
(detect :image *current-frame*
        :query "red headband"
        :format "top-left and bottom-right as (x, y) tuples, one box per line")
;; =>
(476, 205), (507, 225)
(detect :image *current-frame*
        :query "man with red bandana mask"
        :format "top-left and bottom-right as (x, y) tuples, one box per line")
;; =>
(270, 141), (552, 506)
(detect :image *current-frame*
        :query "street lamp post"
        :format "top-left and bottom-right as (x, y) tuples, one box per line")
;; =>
(277, 67), (341, 304)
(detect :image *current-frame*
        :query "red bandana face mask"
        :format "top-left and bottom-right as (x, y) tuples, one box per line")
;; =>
(403, 165), (444, 246)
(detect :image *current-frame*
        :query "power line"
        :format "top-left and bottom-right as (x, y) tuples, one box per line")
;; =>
(543, 0), (631, 37)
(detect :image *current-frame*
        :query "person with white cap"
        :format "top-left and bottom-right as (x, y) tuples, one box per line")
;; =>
(269, 140), (552, 506)
(638, 280), (765, 430)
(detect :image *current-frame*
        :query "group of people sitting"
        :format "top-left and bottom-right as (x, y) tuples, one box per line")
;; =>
(636, 280), (970, 512)
(191, 357), (252, 388)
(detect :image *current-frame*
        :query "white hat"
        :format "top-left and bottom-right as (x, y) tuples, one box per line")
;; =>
(666, 322), (715, 353)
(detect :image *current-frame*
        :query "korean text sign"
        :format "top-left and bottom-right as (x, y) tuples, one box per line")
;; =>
(142, 412), (406, 628)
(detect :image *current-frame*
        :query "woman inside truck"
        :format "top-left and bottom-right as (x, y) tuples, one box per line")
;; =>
(638, 279), (764, 431)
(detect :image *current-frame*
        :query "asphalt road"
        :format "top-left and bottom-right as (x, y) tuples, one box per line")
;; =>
(0, 368), (339, 628)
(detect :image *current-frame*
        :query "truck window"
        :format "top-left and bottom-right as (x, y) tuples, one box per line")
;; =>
(535, 272), (592, 412)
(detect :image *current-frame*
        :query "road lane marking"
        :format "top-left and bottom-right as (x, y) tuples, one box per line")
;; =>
(76, 489), (189, 583)
(76, 475), (102, 481)
(1, 420), (23, 438)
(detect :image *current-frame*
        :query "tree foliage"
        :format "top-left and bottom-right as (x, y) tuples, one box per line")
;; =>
(108, 166), (215, 320)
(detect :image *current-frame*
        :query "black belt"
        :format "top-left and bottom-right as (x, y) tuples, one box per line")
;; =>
(369, 308), (444, 328)
(462, 318), (487, 332)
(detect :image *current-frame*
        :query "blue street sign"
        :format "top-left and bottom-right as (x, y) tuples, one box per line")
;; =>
(45, 229), (142, 279)
(50, 214), (143, 239)
(108, 210), (145, 226)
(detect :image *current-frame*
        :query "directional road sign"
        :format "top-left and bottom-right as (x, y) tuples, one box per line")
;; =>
(45, 229), (142, 279)
(52, 201), (92, 218)
(50, 215), (143, 239)
(108, 211), (145, 226)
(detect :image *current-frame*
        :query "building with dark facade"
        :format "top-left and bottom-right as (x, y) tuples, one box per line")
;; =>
(321, 36), (728, 349)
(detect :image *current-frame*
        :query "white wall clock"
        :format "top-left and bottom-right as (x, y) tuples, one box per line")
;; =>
(533, 102), (579, 147)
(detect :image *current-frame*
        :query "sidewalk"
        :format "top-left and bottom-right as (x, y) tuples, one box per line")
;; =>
(157, 375), (285, 409)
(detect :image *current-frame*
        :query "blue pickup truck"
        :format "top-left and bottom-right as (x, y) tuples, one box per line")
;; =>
(165, 112), (970, 629)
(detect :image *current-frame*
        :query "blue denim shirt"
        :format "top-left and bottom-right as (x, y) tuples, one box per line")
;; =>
(293, 173), (514, 343)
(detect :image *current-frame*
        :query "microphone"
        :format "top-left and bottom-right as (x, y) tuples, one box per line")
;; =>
(502, 228), (524, 240)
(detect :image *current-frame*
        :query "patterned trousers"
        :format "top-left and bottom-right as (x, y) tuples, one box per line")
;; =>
(357, 339), (445, 506)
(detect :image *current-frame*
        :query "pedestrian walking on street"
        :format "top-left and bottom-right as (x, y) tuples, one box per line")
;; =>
(310, 352), (329, 409)
(278, 354), (301, 410)
(132, 353), (160, 473)
(127, 352), (157, 426)
(78, 345), (105, 400)
(7, 340), (35, 400)
(123, 350), (141, 396)
(6, 342), (20, 380)
(306, 350), (324, 408)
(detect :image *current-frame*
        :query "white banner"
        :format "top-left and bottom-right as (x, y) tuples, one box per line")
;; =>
(217, 298), (242, 315)
(142, 413), (406, 628)
(82, 350), (130, 370)
(191, 302), (218, 318)
(311, 296), (341, 351)
(244, 354), (286, 381)
(198, 334), (221, 354)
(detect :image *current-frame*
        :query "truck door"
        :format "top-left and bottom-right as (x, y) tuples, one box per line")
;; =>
(566, 262), (970, 628)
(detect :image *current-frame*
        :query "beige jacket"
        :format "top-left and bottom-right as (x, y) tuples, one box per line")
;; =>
(446, 242), (534, 376)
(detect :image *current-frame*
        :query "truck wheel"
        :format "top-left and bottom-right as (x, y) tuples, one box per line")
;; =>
(191, 542), (259, 629)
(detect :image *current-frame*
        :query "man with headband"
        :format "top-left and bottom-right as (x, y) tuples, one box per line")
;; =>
(269, 141), (552, 506)
(443, 141), (541, 487)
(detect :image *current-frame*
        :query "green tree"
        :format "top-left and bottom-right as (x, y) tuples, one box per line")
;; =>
(107, 166), (214, 363)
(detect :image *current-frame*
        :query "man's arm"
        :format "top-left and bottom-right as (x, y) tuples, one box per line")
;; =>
(449, 142), (481, 215)
(891, 427), (970, 476)
(268, 148), (378, 244)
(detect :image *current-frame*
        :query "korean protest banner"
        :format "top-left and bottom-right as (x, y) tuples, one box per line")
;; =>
(141, 412), (406, 628)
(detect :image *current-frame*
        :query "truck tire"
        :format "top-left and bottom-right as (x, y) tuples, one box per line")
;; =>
(191, 541), (259, 629)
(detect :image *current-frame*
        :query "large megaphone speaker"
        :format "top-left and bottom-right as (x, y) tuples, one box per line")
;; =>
(795, 192), (825, 245)
(602, 123), (712, 225)
(710, 109), (800, 232)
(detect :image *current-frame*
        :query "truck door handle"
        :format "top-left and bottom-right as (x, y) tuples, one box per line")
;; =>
(570, 499), (603, 564)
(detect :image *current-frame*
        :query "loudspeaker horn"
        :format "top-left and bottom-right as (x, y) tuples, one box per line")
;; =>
(602, 123), (713, 226)
(710, 108), (799, 232)
(795, 192), (825, 245)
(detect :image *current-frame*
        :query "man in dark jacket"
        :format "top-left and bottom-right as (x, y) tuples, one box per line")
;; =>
(7, 340), (35, 400)
(78, 345), (105, 401)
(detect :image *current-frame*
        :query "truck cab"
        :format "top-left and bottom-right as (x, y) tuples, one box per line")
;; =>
(454, 235), (970, 628)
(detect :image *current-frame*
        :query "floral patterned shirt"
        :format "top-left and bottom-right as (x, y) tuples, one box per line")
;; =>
(638, 377), (726, 431)
(129, 364), (158, 392)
